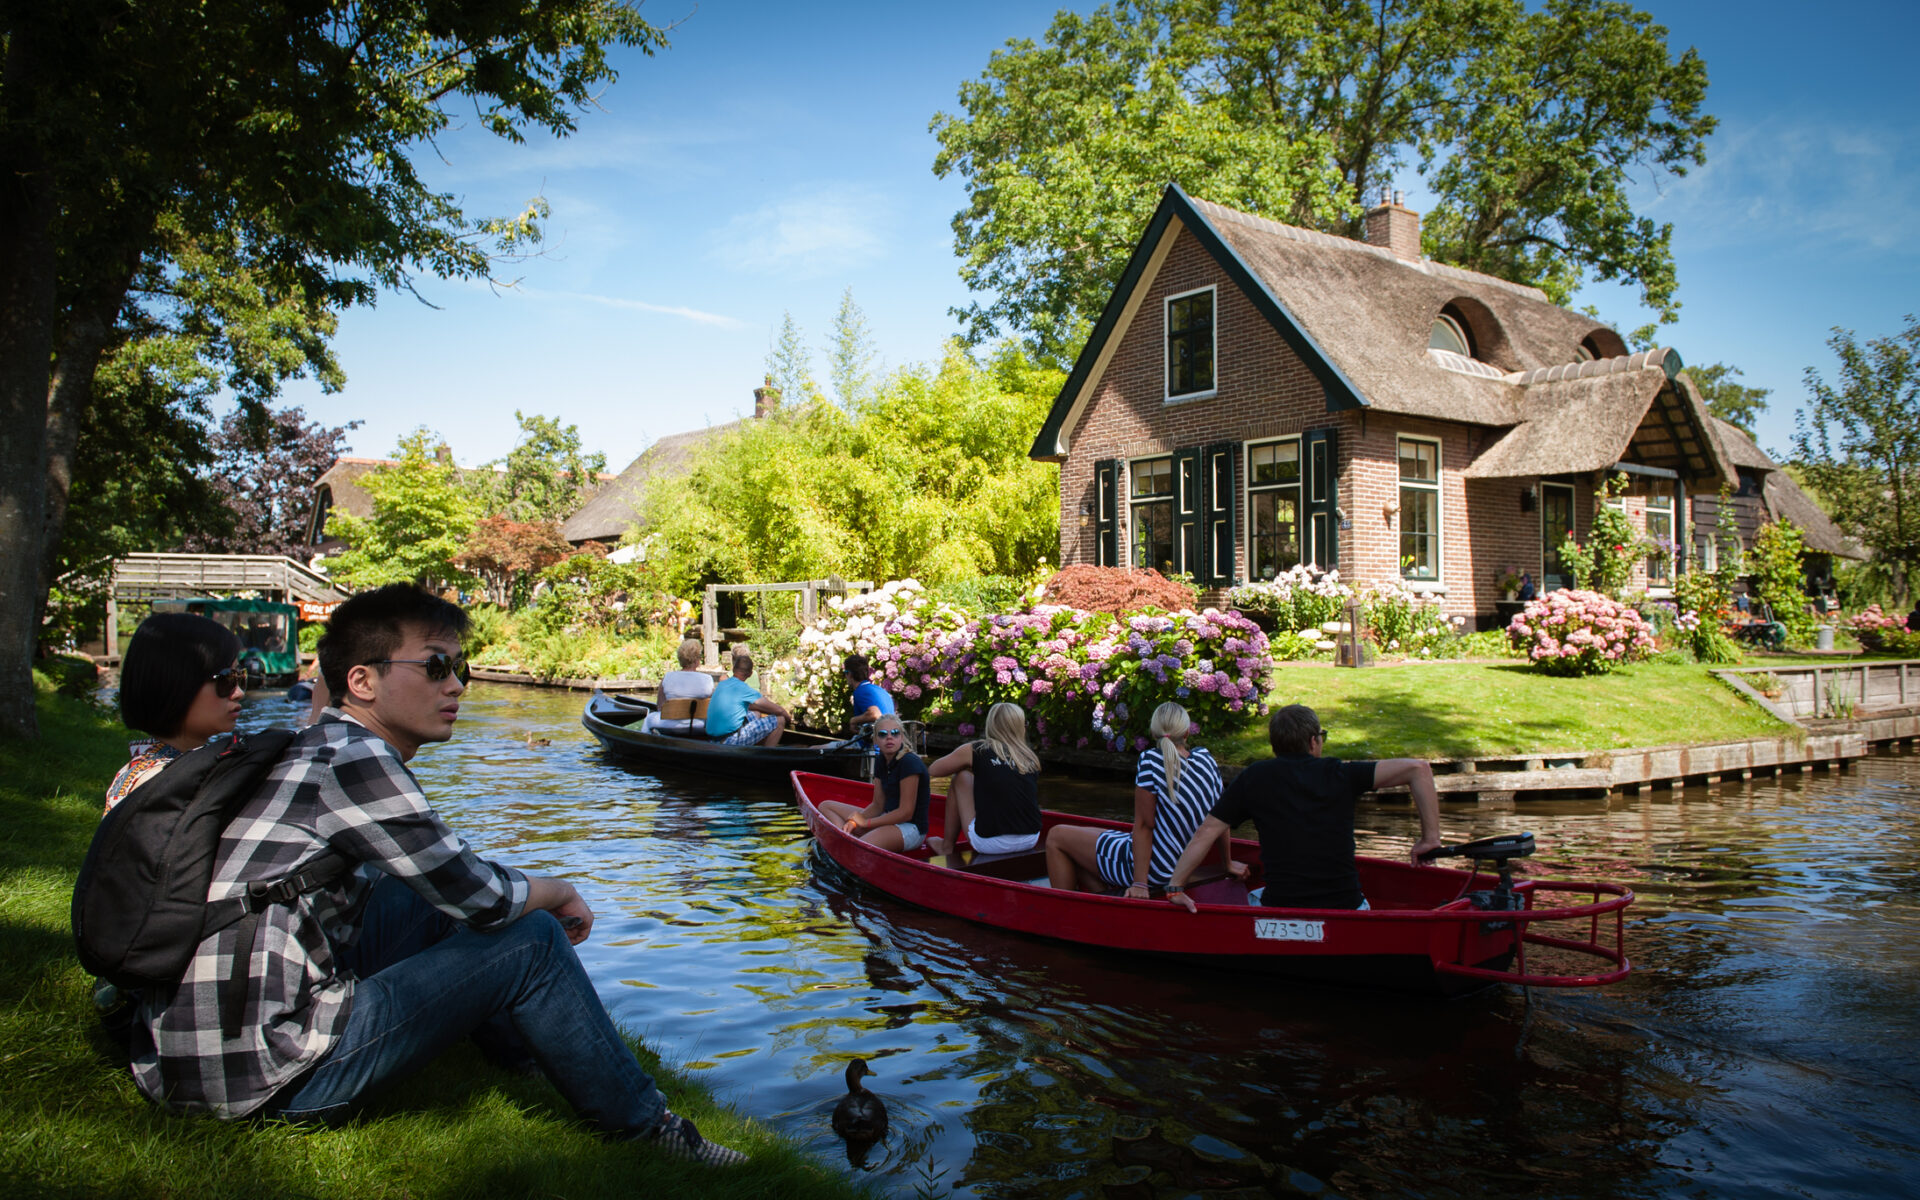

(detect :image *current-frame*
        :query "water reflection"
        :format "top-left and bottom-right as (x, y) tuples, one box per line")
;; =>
(233, 684), (1919, 1198)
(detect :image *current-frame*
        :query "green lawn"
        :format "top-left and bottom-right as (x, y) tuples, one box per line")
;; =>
(0, 675), (870, 1200)
(1210, 656), (1797, 764)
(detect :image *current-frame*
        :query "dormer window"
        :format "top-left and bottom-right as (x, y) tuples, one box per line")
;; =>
(1166, 287), (1216, 399)
(1428, 313), (1471, 358)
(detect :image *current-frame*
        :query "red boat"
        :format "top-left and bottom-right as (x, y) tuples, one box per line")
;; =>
(792, 770), (1632, 995)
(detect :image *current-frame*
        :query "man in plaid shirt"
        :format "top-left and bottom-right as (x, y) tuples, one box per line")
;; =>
(131, 584), (747, 1167)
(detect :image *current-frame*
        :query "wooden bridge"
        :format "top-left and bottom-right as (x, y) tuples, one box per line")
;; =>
(72, 553), (351, 658)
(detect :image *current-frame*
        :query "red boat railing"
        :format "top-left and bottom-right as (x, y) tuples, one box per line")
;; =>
(1429, 879), (1634, 988)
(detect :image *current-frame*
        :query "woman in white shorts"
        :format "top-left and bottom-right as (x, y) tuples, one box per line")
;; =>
(925, 703), (1042, 858)
(814, 716), (930, 852)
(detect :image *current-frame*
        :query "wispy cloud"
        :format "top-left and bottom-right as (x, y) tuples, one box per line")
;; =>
(512, 284), (745, 328)
(1639, 116), (1920, 256)
(710, 185), (894, 277)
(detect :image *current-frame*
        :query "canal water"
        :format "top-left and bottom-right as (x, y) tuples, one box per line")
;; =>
(238, 684), (1920, 1199)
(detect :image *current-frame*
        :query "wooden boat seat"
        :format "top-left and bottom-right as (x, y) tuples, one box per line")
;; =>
(651, 695), (709, 736)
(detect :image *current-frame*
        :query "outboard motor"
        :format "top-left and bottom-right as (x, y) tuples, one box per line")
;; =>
(1421, 833), (1536, 926)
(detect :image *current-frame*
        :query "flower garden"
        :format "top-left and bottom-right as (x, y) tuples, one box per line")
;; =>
(785, 580), (1274, 750)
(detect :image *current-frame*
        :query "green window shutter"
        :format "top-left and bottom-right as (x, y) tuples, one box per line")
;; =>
(1173, 446), (1203, 579)
(1202, 441), (1236, 586)
(1304, 428), (1338, 570)
(1094, 459), (1119, 567)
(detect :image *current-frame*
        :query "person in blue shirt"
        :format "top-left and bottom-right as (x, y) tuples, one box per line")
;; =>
(843, 654), (895, 733)
(704, 650), (790, 746)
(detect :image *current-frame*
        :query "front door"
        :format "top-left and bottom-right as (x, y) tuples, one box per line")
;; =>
(1542, 482), (1576, 592)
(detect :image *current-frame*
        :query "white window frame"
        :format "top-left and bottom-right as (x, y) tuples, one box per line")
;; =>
(1164, 285), (1218, 403)
(1396, 435), (1442, 581)
(1243, 437), (1303, 581)
(1645, 493), (1674, 584)
(1128, 454), (1175, 572)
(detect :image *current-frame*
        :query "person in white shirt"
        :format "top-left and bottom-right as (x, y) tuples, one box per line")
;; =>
(644, 639), (715, 734)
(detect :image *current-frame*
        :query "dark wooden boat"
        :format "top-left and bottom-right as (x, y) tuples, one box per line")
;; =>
(583, 692), (876, 781)
(793, 770), (1632, 995)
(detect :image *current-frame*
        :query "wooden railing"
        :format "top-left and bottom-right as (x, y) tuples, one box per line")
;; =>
(1715, 661), (1920, 721)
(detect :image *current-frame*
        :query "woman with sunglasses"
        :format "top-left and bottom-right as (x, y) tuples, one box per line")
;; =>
(924, 702), (1042, 859)
(814, 717), (929, 852)
(105, 613), (248, 812)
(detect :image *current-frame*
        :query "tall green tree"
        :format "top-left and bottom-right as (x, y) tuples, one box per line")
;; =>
(828, 287), (877, 409)
(325, 431), (480, 591)
(1793, 316), (1920, 605)
(477, 411), (608, 524)
(640, 343), (1063, 596)
(765, 311), (818, 407)
(0, 0), (662, 737)
(1685, 362), (1771, 435)
(932, 0), (1714, 363)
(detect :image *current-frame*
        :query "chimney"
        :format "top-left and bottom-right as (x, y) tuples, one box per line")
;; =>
(753, 374), (780, 419)
(1364, 189), (1421, 262)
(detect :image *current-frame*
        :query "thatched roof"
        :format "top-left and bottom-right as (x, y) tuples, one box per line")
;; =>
(310, 457), (392, 522)
(1190, 196), (1613, 427)
(1464, 357), (1730, 488)
(1702, 419), (1859, 558)
(560, 422), (742, 544)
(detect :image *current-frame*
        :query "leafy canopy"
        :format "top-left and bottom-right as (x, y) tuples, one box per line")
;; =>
(639, 343), (1063, 597)
(1793, 315), (1920, 602)
(325, 430), (481, 590)
(476, 411), (608, 524)
(1684, 362), (1770, 435)
(932, 0), (1714, 362)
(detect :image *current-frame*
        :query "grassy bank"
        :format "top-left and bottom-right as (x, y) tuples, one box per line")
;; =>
(0, 675), (869, 1200)
(1209, 657), (1795, 764)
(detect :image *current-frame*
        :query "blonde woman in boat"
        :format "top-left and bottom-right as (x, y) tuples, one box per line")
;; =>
(1044, 701), (1241, 895)
(925, 702), (1042, 858)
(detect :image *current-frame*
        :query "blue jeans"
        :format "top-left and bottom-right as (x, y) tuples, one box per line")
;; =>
(271, 876), (666, 1134)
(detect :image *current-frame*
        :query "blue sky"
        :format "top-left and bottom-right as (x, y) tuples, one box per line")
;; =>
(281, 0), (1919, 472)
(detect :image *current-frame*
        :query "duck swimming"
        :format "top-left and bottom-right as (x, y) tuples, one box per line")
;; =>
(831, 1058), (887, 1143)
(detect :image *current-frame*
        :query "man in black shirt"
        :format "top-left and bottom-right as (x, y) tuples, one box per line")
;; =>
(1164, 704), (1441, 911)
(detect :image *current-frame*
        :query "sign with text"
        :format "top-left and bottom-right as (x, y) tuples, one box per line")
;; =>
(1253, 918), (1325, 942)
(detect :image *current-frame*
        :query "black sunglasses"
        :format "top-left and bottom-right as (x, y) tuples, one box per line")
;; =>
(209, 667), (242, 699)
(369, 652), (471, 685)
(874, 727), (906, 739)
(1314, 727), (1332, 740)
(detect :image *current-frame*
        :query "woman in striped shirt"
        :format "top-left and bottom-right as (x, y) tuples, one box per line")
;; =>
(1044, 702), (1240, 896)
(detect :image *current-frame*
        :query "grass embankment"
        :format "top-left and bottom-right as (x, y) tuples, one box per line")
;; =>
(1210, 657), (1795, 765)
(0, 675), (868, 1200)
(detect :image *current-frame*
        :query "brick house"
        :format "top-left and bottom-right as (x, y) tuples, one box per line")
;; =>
(1030, 184), (1788, 622)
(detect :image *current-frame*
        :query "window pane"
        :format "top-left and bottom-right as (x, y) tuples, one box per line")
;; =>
(1249, 489), (1300, 580)
(1168, 292), (1215, 396)
(1130, 457), (1171, 499)
(1429, 315), (1469, 356)
(1647, 507), (1673, 583)
(1399, 486), (1438, 579)
(1131, 500), (1174, 573)
(1397, 439), (1436, 482)
(1249, 441), (1300, 486)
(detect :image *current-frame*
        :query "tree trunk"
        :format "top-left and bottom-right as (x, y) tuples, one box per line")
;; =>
(0, 35), (60, 739)
(38, 261), (139, 621)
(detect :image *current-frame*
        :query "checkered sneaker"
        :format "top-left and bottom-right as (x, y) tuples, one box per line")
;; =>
(649, 1110), (749, 1167)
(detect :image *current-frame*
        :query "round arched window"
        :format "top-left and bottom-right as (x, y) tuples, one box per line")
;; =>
(1429, 313), (1471, 357)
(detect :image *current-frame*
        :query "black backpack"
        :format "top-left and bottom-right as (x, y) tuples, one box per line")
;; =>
(72, 728), (347, 1036)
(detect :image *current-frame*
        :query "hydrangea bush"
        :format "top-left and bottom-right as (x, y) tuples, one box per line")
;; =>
(1847, 604), (1920, 654)
(1506, 588), (1657, 676)
(782, 581), (1275, 750)
(1228, 565), (1353, 632)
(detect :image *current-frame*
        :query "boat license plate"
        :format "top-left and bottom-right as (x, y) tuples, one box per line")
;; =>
(1254, 918), (1324, 942)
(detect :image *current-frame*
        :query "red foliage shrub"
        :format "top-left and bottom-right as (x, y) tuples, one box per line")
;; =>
(1037, 566), (1198, 615)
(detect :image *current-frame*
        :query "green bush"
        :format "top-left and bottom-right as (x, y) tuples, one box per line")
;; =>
(298, 622), (324, 653)
(1749, 521), (1817, 645)
(928, 574), (1029, 616)
(1265, 629), (1326, 660)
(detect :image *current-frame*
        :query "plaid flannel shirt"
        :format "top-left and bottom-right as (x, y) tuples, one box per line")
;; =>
(131, 711), (531, 1117)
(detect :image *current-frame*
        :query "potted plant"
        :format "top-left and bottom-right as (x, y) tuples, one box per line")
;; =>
(1497, 569), (1522, 601)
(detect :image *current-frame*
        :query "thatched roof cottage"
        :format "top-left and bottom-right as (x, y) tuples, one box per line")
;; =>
(1031, 184), (1850, 621)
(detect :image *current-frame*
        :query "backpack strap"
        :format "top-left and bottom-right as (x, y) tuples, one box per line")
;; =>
(210, 850), (352, 1040)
